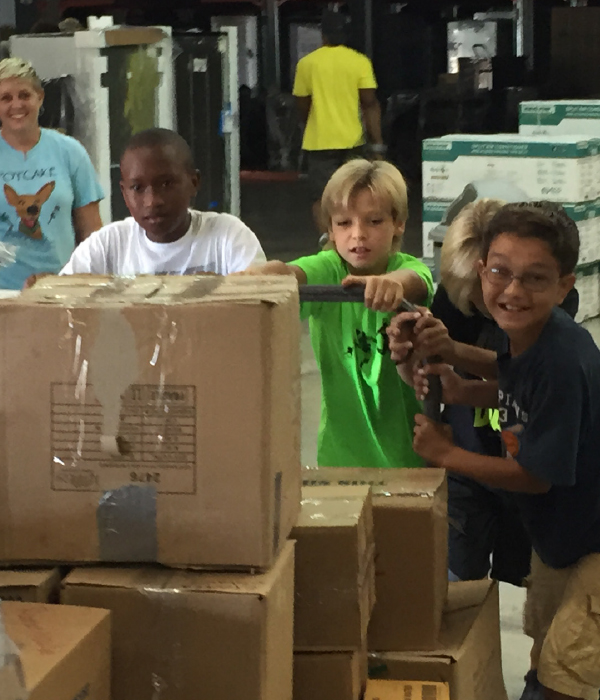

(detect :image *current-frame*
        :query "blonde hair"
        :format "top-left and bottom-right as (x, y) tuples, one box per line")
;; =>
(440, 198), (505, 315)
(321, 159), (408, 232)
(0, 57), (42, 91)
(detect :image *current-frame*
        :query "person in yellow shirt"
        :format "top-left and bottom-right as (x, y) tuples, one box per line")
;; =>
(293, 9), (384, 231)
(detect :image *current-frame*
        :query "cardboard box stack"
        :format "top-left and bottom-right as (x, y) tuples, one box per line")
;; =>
(303, 468), (448, 652)
(0, 275), (302, 700)
(302, 469), (509, 700)
(368, 581), (508, 700)
(422, 132), (600, 321)
(292, 485), (375, 700)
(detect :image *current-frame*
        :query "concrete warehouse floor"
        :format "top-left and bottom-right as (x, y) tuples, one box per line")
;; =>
(242, 178), (600, 700)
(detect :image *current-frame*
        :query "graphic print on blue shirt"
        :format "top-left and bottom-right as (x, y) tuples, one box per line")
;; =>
(497, 308), (600, 568)
(0, 129), (103, 289)
(4, 182), (55, 240)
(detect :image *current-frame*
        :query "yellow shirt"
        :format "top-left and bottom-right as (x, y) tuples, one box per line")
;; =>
(293, 45), (377, 151)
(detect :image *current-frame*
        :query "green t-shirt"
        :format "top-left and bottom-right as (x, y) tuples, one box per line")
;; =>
(292, 249), (434, 469)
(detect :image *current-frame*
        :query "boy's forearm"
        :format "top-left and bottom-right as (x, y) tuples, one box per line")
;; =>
(384, 270), (428, 305)
(458, 380), (499, 408)
(451, 342), (498, 379)
(441, 446), (550, 494)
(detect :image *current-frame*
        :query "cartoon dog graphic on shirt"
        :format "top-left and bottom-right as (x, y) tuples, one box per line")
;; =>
(3, 182), (55, 240)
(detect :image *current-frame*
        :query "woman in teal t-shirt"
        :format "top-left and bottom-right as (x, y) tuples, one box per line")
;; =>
(0, 57), (104, 289)
(241, 159), (433, 468)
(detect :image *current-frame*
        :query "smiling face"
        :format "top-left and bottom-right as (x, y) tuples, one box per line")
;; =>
(479, 233), (575, 354)
(0, 77), (44, 136)
(120, 145), (199, 243)
(329, 188), (404, 275)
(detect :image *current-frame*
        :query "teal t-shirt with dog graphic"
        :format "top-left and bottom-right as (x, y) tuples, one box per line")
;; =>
(0, 129), (103, 289)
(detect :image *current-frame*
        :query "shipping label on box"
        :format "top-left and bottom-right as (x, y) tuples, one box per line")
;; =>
(62, 542), (295, 700)
(293, 486), (375, 651)
(520, 100), (600, 137)
(302, 467), (448, 652)
(365, 679), (450, 700)
(0, 276), (301, 569)
(1, 601), (110, 700)
(422, 135), (599, 202)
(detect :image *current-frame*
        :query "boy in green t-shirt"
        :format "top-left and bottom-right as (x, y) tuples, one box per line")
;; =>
(243, 159), (433, 468)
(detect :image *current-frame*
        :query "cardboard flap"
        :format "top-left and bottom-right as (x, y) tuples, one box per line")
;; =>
(0, 570), (56, 588)
(18, 275), (298, 307)
(63, 567), (171, 591)
(169, 542), (295, 596)
(297, 486), (370, 528)
(302, 467), (446, 498)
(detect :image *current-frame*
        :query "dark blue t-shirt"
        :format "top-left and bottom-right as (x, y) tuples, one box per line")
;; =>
(498, 307), (600, 568)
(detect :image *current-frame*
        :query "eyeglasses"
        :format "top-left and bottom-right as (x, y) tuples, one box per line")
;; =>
(482, 266), (557, 293)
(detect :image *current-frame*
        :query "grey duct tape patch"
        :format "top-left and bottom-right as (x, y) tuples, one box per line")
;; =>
(0, 608), (28, 700)
(97, 484), (158, 563)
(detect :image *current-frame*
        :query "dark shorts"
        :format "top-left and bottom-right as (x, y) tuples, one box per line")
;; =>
(448, 474), (532, 586)
(306, 147), (366, 202)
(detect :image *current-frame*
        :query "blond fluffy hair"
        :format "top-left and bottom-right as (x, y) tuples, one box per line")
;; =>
(440, 198), (505, 315)
(0, 57), (42, 91)
(321, 159), (408, 236)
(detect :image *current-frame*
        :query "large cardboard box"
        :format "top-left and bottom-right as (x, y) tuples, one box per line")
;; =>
(365, 679), (450, 700)
(422, 133), (599, 202)
(0, 601), (110, 700)
(294, 651), (367, 700)
(61, 541), (295, 700)
(302, 468), (448, 651)
(368, 581), (508, 700)
(0, 275), (301, 569)
(0, 569), (62, 603)
(292, 485), (375, 650)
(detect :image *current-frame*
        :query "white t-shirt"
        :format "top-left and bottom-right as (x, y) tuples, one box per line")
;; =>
(61, 210), (266, 276)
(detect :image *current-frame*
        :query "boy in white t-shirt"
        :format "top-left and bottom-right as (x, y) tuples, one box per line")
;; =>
(59, 128), (265, 277)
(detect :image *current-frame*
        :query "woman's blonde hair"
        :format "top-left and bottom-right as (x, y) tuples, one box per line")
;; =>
(0, 57), (43, 91)
(321, 158), (408, 232)
(440, 198), (505, 315)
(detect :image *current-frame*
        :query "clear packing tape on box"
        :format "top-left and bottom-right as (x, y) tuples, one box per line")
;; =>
(9, 274), (297, 565)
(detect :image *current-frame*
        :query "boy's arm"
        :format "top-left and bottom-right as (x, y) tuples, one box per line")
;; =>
(389, 312), (498, 379)
(452, 342), (498, 379)
(241, 260), (307, 284)
(413, 416), (550, 494)
(60, 230), (109, 275)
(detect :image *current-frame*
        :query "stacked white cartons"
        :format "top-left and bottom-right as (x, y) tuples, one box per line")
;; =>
(422, 133), (600, 319)
(519, 101), (600, 138)
(519, 101), (600, 321)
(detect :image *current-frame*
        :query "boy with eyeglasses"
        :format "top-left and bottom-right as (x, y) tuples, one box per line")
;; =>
(389, 203), (600, 700)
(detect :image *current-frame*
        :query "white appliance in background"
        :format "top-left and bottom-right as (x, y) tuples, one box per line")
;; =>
(212, 15), (259, 91)
(447, 20), (497, 74)
(289, 23), (322, 84)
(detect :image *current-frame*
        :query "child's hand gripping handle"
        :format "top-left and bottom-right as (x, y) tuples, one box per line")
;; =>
(298, 285), (443, 421)
(398, 299), (443, 423)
